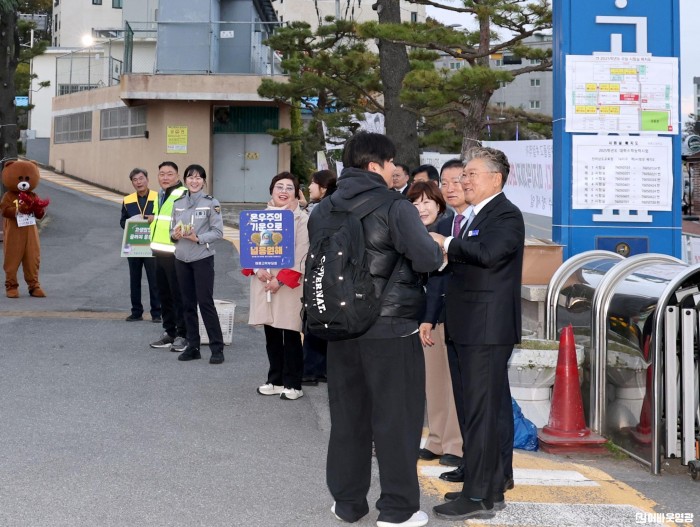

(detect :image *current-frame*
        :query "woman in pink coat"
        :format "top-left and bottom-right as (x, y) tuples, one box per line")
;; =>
(244, 172), (309, 401)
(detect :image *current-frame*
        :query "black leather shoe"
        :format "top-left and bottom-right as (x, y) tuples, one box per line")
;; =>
(433, 497), (495, 520)
(445, 491), (505, 511)
(209, 352), (224, 364)
(439, 466), (464, 482)
(418, 448), (440, 461)
(178, 347), (201, 361)
(151, 316), (162, 323)
(504, 477), (515, 491)
(125, 314), (143, 322)
(301, 376), (319, 386)
(439, 453), (462, 467)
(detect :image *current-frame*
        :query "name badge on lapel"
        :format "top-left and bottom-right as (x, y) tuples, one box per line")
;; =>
(467, 229), (479, 237)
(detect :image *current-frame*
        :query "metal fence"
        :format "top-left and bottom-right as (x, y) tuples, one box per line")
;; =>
(55, 42), (124, 96)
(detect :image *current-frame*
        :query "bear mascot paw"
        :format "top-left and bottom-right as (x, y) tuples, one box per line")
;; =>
(0, 159), (48, 297)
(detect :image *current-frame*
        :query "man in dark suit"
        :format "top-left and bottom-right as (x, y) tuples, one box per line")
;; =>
(392, 163), (410, 195)
(430, 147), (524, 521)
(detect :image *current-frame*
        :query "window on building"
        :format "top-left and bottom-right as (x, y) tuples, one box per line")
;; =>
(529, 100), (541, 110)
(112, 0), (122, 8)
(450, 62), (462, 70)
(100, 106), (147, 140)
(495, 102), (506, 109)
(54, 112), (92, 144)
(92, 0), (102, 4)
(57, 84), (99, 96)
(411, 11), (417, 23)
(529, 58), (542, 65)
(530, 78), (541, 87)
(498, 81), (507, 89)
(493, 58), (503, 67)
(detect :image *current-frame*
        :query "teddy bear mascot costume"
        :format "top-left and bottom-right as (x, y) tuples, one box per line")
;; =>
(0, 159), (50, 298)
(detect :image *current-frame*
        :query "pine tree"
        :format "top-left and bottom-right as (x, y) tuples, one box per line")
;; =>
(257, 19), (382, 176)
(361, 0), (552, 156)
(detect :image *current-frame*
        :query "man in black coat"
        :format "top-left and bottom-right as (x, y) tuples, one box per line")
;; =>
(430, 147), (524, 521)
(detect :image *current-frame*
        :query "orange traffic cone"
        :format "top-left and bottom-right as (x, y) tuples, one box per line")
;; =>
(538, 325), (607, 454)
(630, 335), (652, 445)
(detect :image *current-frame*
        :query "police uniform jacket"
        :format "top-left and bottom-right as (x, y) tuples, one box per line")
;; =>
(170, 190), (224, 263)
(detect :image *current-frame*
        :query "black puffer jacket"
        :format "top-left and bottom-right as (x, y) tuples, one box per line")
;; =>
(330, 167), (444, 334)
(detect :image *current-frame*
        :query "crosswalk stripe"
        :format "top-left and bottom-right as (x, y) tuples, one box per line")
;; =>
(419, 466), (599, 487)
(469, 502), (665, 527)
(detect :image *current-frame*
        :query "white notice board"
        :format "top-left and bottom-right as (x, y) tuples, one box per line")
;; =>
(571, 135), (673, 211)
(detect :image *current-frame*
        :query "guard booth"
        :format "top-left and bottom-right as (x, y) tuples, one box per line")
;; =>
(546, 251), (700, 477)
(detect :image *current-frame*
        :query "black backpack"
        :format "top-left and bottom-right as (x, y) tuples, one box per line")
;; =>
(303, 192), (403, 341)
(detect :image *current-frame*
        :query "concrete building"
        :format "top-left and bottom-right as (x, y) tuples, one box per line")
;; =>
(34, 0), (290, 202)
(430, 33), (553, 118)
(51, 0), (125, 47)
(273, 0), (425, 27)
(490, 33), (553, 117)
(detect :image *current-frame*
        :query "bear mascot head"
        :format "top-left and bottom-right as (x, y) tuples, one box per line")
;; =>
(1, 159), (50, 219)
(0, 159), (49, 298)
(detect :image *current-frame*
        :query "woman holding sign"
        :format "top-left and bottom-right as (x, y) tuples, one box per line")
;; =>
(170, 164), (225, 364)
(244, 172), (309, 401)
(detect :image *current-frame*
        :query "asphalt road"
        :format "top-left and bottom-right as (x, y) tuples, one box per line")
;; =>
(0, 181), (343, 527)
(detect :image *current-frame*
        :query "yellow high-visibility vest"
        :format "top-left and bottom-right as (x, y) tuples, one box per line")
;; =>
(150, 186), (186, 253)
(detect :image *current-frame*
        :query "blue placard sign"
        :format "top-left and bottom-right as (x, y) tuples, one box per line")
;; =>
(239, 210), (295, 268)
(553, 0), (682, 260)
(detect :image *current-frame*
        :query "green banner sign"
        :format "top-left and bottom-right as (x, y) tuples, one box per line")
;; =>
(121, 218), (153, 258)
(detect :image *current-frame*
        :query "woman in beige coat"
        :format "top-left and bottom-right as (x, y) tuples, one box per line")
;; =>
(245, 172), (309, 401)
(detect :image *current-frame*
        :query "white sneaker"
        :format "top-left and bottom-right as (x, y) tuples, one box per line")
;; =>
(377, 511), (429, 527)
(280, 387), (304, 400)
(256, 383), (284, 396)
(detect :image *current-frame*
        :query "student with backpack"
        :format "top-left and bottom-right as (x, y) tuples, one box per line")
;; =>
(306, 132), (444, 527)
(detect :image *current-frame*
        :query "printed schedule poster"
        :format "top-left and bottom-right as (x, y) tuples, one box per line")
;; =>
(239, 210), (295, 269)
(571, 135), (673, 211)
(565, 55), (679, 134)
(166, 126), (188, 154)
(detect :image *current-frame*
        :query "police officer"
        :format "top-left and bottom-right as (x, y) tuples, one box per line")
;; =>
(170, 164), (225, 365)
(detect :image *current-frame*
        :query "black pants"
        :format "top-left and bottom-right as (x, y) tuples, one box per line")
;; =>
(446, 338), (514, 485)
(302, 331), (327, 378)
(127, 256), (160, 318)
(174, 256), (223, 353)
(450, 343), (513, 499)
(326, 334), (424, 524)
(154, 252), (186, 339)
(263, 325), (303, 389)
